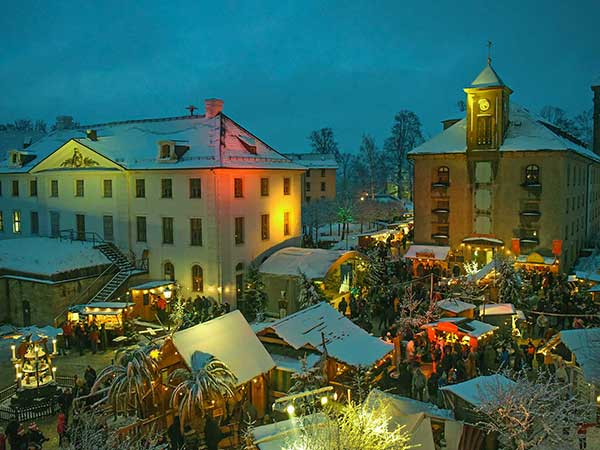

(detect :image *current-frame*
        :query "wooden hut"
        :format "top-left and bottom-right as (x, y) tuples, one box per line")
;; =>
(422, 317), (497, 350)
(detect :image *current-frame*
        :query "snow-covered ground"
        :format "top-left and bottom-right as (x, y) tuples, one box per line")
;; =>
(0, 237), (110, 276)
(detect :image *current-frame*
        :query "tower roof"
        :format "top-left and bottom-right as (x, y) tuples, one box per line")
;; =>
(469, 63), (506, 88)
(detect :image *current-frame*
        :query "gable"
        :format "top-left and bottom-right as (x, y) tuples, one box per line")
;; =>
(31, 140), (123, 173)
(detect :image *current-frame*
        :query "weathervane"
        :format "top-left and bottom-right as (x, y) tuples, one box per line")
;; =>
(487, 40), (493, 65)
(186, 105), (198, 116)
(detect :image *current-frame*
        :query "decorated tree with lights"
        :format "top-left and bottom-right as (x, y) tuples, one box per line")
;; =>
(284, 399), (412, 450)
(495, 255), (521, 306)
(242, 262), (268, 321)
(289, 354), (327, 395)
(350, 365), (374, 404)
(297, 271), (327, 310)
(475, 370), (591, 450)
(395, 285), (439, 335)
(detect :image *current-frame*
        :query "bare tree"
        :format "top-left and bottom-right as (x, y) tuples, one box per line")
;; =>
(308, 128), (340, 161)
(359, 134), (378, 198)
(574, 108), (593, 147)
(384, 110), (424, 199)
(475, 370), (592, 450)
(540, 105), (576, 133)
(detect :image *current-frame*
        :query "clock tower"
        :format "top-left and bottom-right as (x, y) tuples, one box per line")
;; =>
(464, 61), (512, 151)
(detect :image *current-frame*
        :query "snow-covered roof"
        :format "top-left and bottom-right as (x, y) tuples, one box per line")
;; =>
(422, 318), (497, 338)
(558, 328), (600, 384)
(284, 152), (338, 169)
(404, 245), (450, 261)
(171, 310), (275, 385)
(366, 389), (454, 421)
(0, 114), (304, 173)
(436, 299), (476, 314)
(440, 374), (516, 406)
(574, 270), (600, 283)
(469, 63), (506, 88)
(466, 260), (496, 282)
(129, 280), (175, 290)
(0, 237), (110, 276)
(259, 247), (359, 279)
(479, 303), (516, 316)
(409, 103), (598, 162)
(255, 302), (393, 367)
(270, 353), (321, 373)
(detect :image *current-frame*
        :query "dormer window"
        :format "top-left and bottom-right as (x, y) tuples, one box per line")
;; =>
(8, 151), (22, 168)
(158, 141), (174, 160)
(237, 135), (257, 154)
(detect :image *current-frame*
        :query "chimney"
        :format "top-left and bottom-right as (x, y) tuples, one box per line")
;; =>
(441, 118), (461, 130)
(86, 129), (98, 141)
(592, 83), (600, 155)
(204, 98), (224, 119)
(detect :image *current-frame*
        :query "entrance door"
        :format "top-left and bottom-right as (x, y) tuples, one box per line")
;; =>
(22, 300), (31, 326)
(76, 214), (85, 240)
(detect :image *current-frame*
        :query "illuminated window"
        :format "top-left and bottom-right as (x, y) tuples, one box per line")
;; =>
(103, 179), (112, 198)
(162, 217), (174, 244)
(30, 211), (39, 235)
(136, 179), (146, 198)
(29, 180), (37, 197)
(437, 166), (449, 184)
(284, 211), (290, 236)
(234, 178), (243, 198)
(12, 180), (19, 197)
(525, 165), (540, 185)
(75, 179), (84, 197)
(12, 210), (21, 234)
(190, 218), (202, 246)
(235, 217), (245, 244)
(161, 179), (172, 198)
(189, 178), (201, 198)
(283, 177), (291, 195)
(136, 216), (147, 242)
(260, 178), (269, 197)
(50, 180), (59, 197)
(192, 265), (204, 292)
(261, 214), (270, 240)
(164, 262), (175, 281)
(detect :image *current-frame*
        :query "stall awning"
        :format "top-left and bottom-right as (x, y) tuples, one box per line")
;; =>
(404, 245), (450, 261)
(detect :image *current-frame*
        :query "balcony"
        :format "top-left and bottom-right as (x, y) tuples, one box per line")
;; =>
(431, 233), (449, 240)
(432, 207), (450, 214)
(521, 181), (542, 190)
(431, 181), (450, 189)
(520, 237), (540, 245)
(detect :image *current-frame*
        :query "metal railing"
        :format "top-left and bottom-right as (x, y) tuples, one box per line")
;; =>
(59, 229), (106, 247)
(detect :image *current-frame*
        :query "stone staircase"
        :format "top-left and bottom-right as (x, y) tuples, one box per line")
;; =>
(90, 242), (135, 303)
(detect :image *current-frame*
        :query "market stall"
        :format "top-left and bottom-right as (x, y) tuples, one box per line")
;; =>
(68, 301), (134, 333)
(436, 299), (476, 319)
(422, 317), (497, 350)
(404, 245), (450, 277)
(128, 280), (175, 322)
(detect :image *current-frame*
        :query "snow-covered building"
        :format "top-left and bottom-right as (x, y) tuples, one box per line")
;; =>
(0, 99), (305, 308)
(409, 61), (600, 273)
(254, 302), (393, 394)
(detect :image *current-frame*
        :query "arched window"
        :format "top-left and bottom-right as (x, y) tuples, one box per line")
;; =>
(164, 262), (175, 281)
(235, 262), (244, 272)
(191, 265), (203, 292)
(437, 166), (450, 184)
(525, 165), (540, 185)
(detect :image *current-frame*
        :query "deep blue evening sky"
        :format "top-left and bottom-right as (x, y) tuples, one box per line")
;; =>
(1, 1), (599, 152)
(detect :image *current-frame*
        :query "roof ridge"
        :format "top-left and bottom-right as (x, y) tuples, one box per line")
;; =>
(78, 114), (207, 130)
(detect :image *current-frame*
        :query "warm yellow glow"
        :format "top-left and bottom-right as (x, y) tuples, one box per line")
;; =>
(333, 392), (338, 401)
(149, 349), (160, 360)
(320, 396), (328, 405)
(286, 404), (295, 415)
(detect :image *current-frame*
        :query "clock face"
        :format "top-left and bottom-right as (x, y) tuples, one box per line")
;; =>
(478, 98), (490, 111)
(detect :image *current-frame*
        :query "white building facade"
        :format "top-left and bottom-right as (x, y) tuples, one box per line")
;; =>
(0, 100), (304, 306)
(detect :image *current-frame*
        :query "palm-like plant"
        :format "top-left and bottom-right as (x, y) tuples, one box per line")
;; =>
(92, 346), (159, 417)
(169, 351), (238, 427)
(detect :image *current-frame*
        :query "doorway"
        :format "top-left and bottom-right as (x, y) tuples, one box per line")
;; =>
(76, 214), (86, 240)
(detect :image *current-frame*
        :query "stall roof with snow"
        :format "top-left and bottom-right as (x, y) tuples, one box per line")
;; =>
(171, 310), (275, 385)
(129, 280), (175, 291)
(0, 237), (110, 278)
(440, 374), (516, 407)
(422, 317), (497, 338)
(404, 245), (450, 261)
(366, 389), (454, 421)
(436, 299), (476, 315)
(479, 303), (516, 316)
(540, 328), (600, 384)
(259, 247), (360, 280)
(255, 302), (393, 368)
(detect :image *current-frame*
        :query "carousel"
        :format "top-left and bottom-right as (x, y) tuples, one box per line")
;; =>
(10, 337), (58, 407)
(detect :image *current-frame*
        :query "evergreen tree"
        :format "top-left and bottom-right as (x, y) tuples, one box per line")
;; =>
(495, 256), (521, 306)
(289, 354), (326, 395)
(350, 365), (374, 403)
(242, 262), (267, 321)
(297, 271), (326, 310)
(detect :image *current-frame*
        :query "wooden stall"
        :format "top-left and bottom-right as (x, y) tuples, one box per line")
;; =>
(129, 280), (175, 322)
(422, 318), (498, 350)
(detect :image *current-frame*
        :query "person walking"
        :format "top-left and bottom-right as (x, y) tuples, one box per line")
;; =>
(56, 412), (67, 448)
(338, 297), (348, 316)
(204, 415), (222, 450)
(99, 323), (108, 352)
